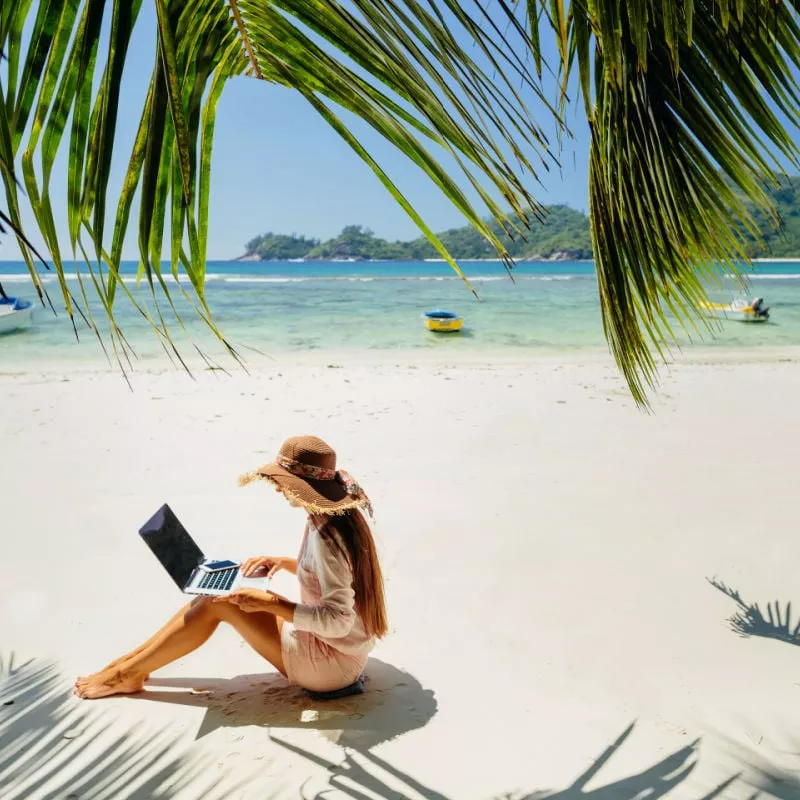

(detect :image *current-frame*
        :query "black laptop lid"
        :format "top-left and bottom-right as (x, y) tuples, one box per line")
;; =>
(139, 504), (204, 589)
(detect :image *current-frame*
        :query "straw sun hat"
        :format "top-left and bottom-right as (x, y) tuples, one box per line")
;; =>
(238, 435), (373, 518)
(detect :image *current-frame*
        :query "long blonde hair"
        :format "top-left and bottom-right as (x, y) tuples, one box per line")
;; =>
(314, 509), (388, 638)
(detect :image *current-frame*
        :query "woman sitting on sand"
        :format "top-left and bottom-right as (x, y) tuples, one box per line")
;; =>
(75, 435), (388, 699)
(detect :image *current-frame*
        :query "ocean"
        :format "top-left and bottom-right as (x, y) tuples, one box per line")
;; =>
(1, 259), (800, 367)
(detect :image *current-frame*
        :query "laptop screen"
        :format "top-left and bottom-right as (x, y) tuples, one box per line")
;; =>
(139, 504), (204, 589)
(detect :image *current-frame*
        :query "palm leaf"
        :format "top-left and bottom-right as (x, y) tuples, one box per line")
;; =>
(4, 1), (800, 402)
(0, 0), (553, 373)
(542, 0), (800, 404)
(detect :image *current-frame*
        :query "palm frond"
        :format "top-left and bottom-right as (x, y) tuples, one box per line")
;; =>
(5, 2), (800, 401)
(545, 0), (800, 404)
(0, 0), (554, 369)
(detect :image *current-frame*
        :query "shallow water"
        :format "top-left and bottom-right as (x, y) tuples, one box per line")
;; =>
(1, 259), (798, 366)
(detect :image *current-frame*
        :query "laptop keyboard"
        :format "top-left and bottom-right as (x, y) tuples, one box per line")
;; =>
(197, 567), (238, 592)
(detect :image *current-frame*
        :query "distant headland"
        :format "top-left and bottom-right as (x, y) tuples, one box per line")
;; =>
(237, 178), (800, 262)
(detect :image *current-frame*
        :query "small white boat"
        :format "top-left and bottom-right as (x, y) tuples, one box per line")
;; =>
(0, 296), (34, 334)
(702, 296), (770, 323)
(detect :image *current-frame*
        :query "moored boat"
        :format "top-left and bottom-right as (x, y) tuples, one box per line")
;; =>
(0, 296), (34, 335)
(701, 296), (770, 323)
(422, 309), (463, 332)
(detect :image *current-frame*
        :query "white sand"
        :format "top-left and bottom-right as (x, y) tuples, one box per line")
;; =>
(2, 349), (800, 799)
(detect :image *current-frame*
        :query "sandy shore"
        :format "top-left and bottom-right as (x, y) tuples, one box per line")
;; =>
(1, 350), (799, 799)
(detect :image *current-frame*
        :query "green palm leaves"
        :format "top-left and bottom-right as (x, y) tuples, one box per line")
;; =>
(1, 0), (553, 365)
(3, 1), (800, 400)
(562, 1), (800, 403)
(2, 0), (248, 364)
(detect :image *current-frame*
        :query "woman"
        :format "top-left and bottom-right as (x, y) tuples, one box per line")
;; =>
(74, 435), (388, 699)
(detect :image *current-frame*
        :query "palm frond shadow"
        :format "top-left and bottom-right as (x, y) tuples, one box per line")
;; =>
(274, 720), (739, 800)
(3, 653), (775, 800)
(743, 757), (800, 799)
(708, 577), (800, 645)
(0, 653), (251, 799)
(270, 735), (452, 800)
(496, 723), (737, 800)
(722, 732), (800, 800)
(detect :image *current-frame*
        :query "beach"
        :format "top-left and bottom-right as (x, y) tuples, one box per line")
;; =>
(2, 346), (800, 799)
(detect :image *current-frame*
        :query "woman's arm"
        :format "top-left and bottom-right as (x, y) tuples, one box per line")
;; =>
(222, 588), (297, 621)
(292, 529), (356, 639)
(274, 557), (298, 576)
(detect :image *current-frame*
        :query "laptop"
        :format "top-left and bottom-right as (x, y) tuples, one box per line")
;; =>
(139, 503), (270, 597)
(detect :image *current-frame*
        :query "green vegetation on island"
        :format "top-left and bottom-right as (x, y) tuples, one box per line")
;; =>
(243, 233), (321, 260)
(739, 176), (800, 257)
(242, 178), (800, 262)
(241, 206), (593, 261)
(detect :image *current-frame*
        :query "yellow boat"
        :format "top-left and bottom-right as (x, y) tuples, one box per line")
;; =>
(701, 296), (770, 323)
(423, 309), (463, 332)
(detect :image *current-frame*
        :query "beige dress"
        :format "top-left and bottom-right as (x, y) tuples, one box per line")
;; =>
(280, 519), (375, 691)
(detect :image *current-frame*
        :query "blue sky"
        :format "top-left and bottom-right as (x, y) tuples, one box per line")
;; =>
(1, 3), (591, 261)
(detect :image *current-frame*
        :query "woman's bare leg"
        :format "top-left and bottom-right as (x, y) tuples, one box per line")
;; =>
(78, 606), (189, 681)
(74, 597), (286, 699)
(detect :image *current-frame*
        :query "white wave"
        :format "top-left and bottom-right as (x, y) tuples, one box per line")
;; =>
(723, 272), (800, 280)
(0, 270), (597, 286)
(217, 276), (309, 283)
(467, 274), (585, 282)
(119, 275), (176, 284)
(0, 271), (195, 286)
(212, 273), (589, 284)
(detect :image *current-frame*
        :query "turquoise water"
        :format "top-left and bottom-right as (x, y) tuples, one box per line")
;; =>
(1, 259), (800, 365)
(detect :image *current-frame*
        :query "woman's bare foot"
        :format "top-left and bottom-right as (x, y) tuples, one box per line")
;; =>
(73, 669), (146, 699)
(78, 665), (149, 683)
(78, 657), (124, 682)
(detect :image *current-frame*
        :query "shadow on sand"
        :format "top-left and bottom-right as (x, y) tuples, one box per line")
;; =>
(492, 723), (738, 800)
(0, 654), (440, 799)
(708, 577), (800, 646)
(140, 656), (437, 750)
(4, 651), (800, 799)
(0, 653), (251, 799)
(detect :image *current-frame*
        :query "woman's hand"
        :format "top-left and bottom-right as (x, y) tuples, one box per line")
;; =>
(221, 588), (296, 622)
(221, 588), (277, 613)
(241, 556), (296, 578)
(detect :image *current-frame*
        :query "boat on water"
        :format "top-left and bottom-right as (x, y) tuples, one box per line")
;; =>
(701, 296), (770, 323)
(0, 296), (34, 334)
(423, 309), (463, 332)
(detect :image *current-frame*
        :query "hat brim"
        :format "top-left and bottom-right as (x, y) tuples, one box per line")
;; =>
(242, 461), (362, 515)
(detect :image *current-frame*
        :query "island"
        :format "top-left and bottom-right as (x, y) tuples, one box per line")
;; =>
(238, 177), (800, 261)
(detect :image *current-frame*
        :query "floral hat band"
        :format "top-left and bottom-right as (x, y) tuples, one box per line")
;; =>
(276, 455), (374, 519)
(276, 454), (336, 480)
(239, 436), (374, 519)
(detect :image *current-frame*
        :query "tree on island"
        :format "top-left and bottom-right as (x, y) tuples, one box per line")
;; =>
(3, 2), (800, 402)
(244, 233), (321, 260)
